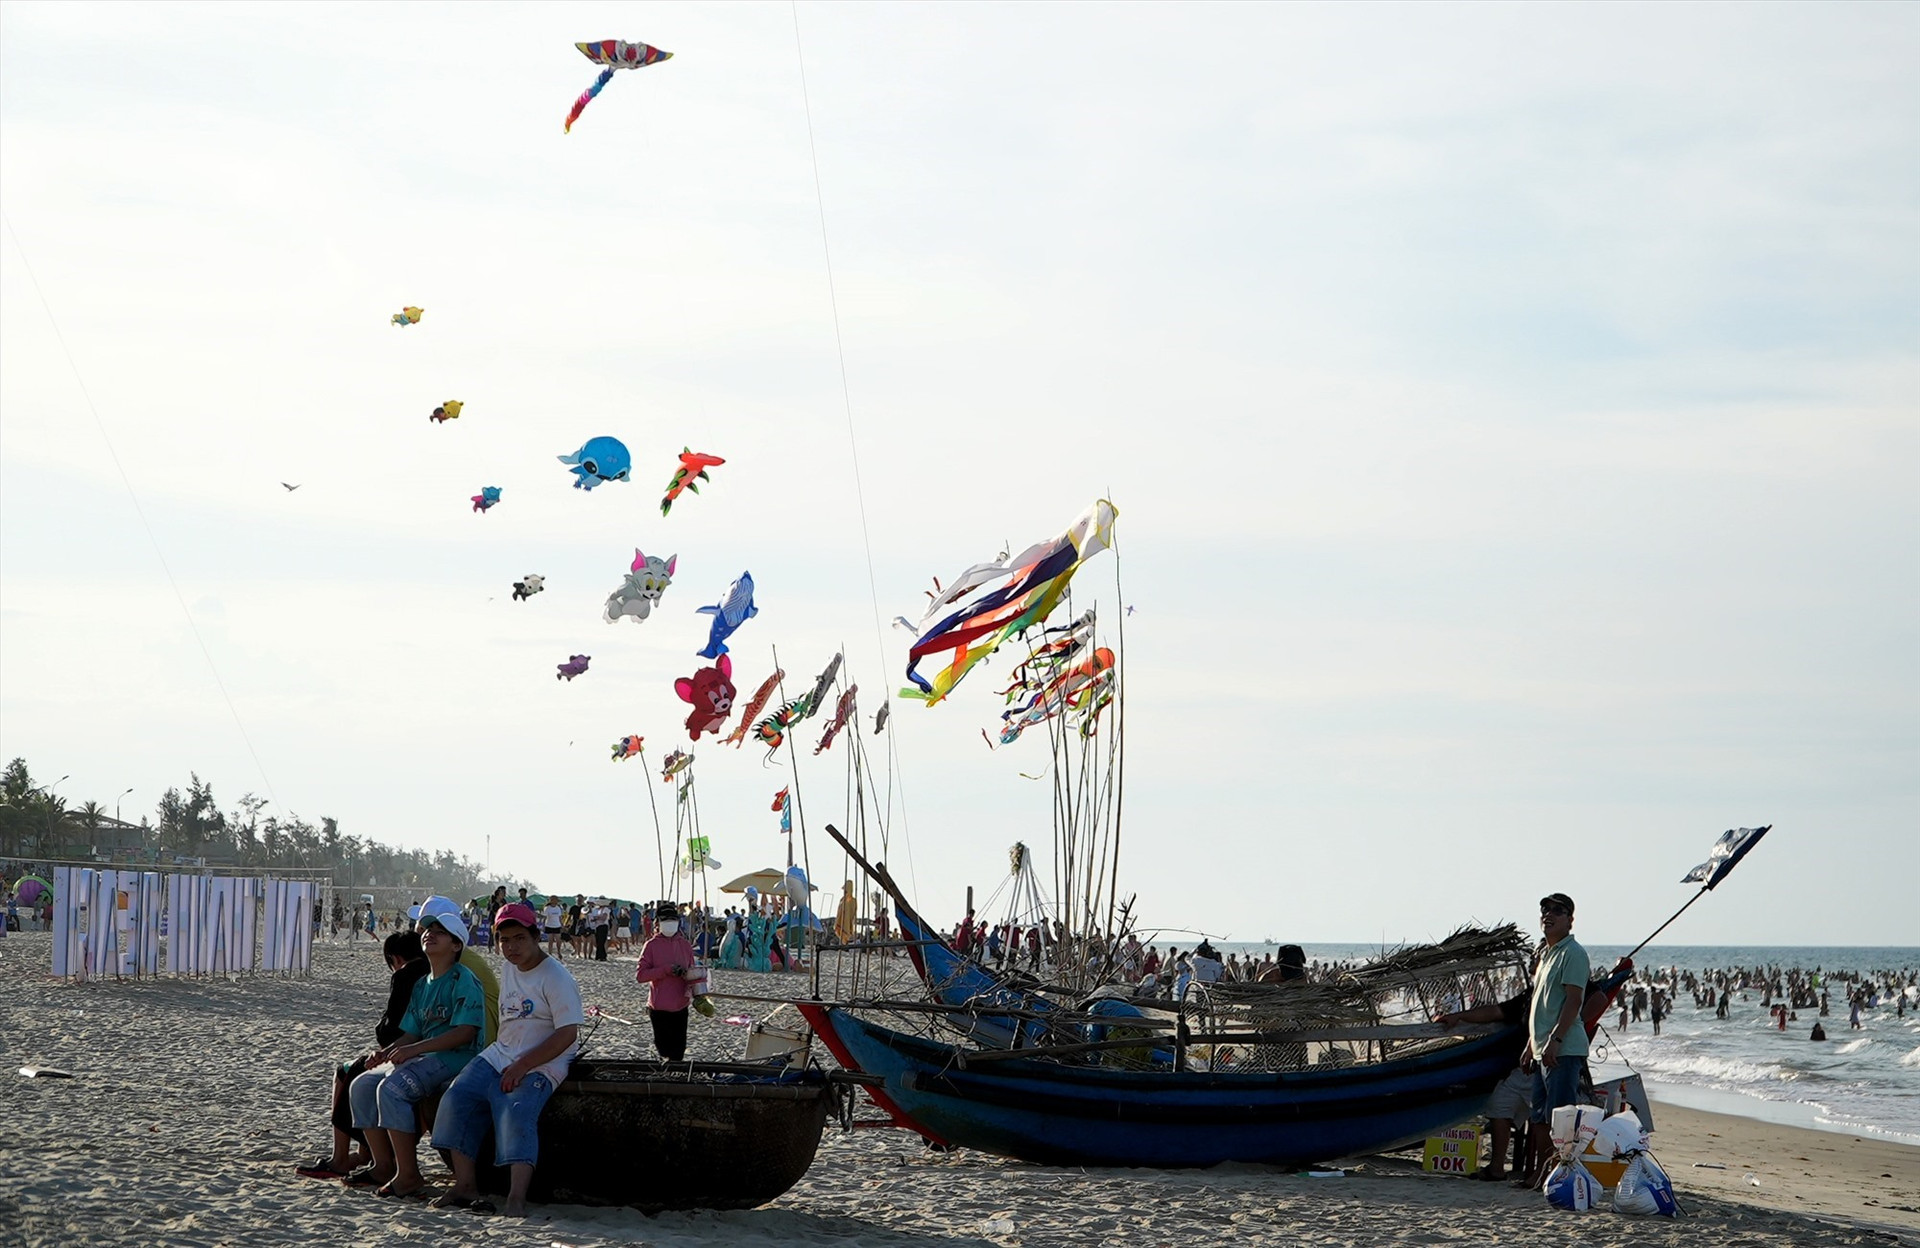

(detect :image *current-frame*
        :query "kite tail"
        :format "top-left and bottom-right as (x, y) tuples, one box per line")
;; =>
(565, 68), (617, 133)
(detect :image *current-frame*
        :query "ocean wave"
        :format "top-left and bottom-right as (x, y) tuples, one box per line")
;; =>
(1626, 1050), (1797, 1088)
(1901, 1045), (1920, 1069)
(1835, 1037), (1873, 1055)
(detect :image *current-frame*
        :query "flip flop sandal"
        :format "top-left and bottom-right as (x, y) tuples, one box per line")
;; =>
(295, 1157), (351, 1180)
(377, 1184), (428, 1200)
(467, 1199), (500, 1215)
(342, 1168), (388, 1188)
(428, 1194), (477, 1210)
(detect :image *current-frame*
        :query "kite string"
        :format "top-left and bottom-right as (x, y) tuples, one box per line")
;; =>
(790, 1), (916, 901)
(2, 212), (283, 814)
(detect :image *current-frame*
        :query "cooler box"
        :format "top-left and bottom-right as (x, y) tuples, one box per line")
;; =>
(745, 1015), (812, 1068)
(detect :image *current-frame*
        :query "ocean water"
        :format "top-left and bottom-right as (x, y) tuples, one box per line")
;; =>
(1209, 942), (1920, 1145)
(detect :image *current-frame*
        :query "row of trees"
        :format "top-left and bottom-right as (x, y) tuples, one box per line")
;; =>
(1, 758), (528, 900)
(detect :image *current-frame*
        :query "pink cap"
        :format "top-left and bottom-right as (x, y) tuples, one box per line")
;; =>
(494, 902), (540, 933)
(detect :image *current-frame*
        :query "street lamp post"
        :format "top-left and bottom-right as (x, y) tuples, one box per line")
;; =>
(29, 776), (69, 856)
(116, 788), (134, 824)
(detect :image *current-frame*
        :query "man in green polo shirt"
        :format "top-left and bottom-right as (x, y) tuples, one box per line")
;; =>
(1514, 891), (1589, 1189)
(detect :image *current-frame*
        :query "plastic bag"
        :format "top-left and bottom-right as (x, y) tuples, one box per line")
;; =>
(1594, 1109), (1648, 1160)
(1550, 1103), (1604, 1150)
(1544, 1158), (1602, 1211)
(1612, 1154), (1677, 1216)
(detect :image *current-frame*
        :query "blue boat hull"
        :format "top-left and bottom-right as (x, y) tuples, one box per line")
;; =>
(803, 1004), (1524, 1168)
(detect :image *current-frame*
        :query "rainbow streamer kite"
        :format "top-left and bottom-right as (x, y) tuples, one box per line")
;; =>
(565, 39), (672, 133)
(901, 500), (1119, 706)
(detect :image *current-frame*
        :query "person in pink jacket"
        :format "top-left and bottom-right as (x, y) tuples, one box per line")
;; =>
(635, 901), (697, 1061)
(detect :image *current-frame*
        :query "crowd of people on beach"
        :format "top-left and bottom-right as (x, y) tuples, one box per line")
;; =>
(1607, 961), (1916, 1037)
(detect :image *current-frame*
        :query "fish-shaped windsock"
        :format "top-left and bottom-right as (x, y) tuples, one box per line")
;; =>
(391, 306), (423, 326)
(695, 571), (758, 659)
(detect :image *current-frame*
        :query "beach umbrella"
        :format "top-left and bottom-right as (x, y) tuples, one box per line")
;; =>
(718, 868), (786, 895)
(14, 876), (51, 906)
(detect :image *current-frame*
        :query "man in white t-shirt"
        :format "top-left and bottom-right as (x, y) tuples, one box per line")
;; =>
(429, 903), (582, 1218)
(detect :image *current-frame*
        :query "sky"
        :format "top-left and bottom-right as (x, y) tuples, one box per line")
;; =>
(1, 2), (1914, 946)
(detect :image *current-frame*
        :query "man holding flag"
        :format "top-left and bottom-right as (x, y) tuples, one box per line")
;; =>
(1515, 891), (1590, 1189)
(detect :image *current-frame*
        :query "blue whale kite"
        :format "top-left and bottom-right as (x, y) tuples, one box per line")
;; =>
(696, 571), (758, 659)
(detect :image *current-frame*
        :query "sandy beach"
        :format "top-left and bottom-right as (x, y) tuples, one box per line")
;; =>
(2, 934), (1913, 1248)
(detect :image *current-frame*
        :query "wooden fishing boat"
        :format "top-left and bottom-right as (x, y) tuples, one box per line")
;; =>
(800, 1002), (1524, 1168)
(462, 1059), (843, 1211)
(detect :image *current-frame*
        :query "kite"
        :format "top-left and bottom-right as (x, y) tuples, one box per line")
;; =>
(471, 486), (502, 514)
(873, 701), (890, 734)
(431, 400), (463, 423)
(752, 695), (811, 754)
(725, 670), (785, 747)
(801, 653), (842, 722)
(902, 499), (1118, 706)
(558, 436), (632, 491)
(695, 572), (758, 659)
(771, 787), (789, 812)
(556, 654), (591, 681)
(661, 449), (725, 516)
(611, 734), (644, 761)
(604, 549), (676, 624)
(675, 653), (736, 741)
(814, 685), (858, 755)
(660, 749), (693, 781)
(998, 647), (1115, 745)
(391, 306), (423, 327)
(512, 574), (545, 601)
(565, 39), (673, 133)
(281, 482), (300, 493)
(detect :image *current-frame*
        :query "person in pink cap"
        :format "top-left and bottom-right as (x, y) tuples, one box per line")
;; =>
(429, 902), (582, 1218)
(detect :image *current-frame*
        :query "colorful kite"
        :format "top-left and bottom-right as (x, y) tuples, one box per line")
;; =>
(661, 449), (725, 517)
(675, 654), (736, 741)
(998, 647), (1115, 745)
(814, 685), (858, 755)
(873, 701), (890, 735)
(431, 400), (463, 424)
(752, 694), (811, 755)
(604, 549), (676, 624)
(558, 436), (632, 491)
(902, 500), (1118, 706)
(471, 486), (502, 514)
(391, 306), (423, 327)
(611, 734), (644, 761)
(512, 574), (545, 601)
(556, 654), (591, 681)
(801, 653), (842, 722)
(771, 787), (789, 812)
(660, 749), (693, 781)
(695, 572), (758, 659)
(725, 670), (785, 747)
(565, 39), (672, 133)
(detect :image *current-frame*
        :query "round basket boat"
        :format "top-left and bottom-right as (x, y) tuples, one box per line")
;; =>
(462, 1059), (839, 1211)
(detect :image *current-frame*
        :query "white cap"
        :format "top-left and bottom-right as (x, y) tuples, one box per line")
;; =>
(408, 895), (459, 922)
(419, 909), (469, 946)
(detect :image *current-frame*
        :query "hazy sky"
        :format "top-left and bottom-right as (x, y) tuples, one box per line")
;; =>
(3, 3), (1914, 946)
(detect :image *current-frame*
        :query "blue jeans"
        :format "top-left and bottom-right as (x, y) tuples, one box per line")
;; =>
(431, 1057), (556, 1168)
(347, 1055), (455, 1134)
(1529, 1055), (1587, 1125)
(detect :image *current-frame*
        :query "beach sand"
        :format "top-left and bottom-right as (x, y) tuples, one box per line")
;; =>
(2, 934), (1913, 1247)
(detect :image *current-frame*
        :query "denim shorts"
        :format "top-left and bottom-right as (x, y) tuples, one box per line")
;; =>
(1528, 1055), (1587, 1125)
(347, 1055), (456, 1134)
(431, 1057), (557, 1169)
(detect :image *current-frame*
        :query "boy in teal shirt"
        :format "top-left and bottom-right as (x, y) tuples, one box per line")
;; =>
(345, 910), (484, 1197)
